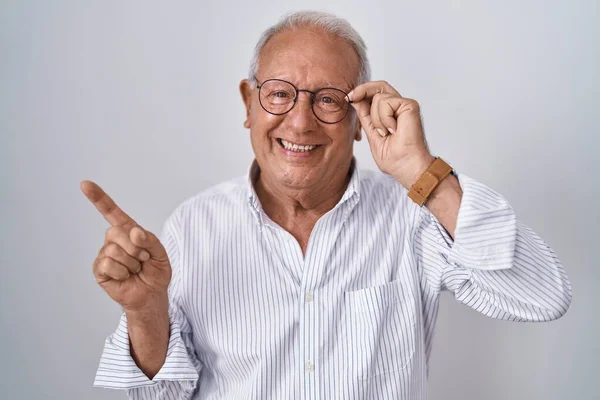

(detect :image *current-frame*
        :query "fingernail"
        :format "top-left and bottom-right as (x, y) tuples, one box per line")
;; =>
(347, 91), (353, 101)
(140, 250), (150, 261)
(136, 265), (143, 274)
(376, 128), (386, 137)
(138, 229), (146, 241)
(388, 128), (394, 134)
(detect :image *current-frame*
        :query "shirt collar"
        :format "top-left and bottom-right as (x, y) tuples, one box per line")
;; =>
(247, 160), (262, 216)
(246, 157), (361, 218)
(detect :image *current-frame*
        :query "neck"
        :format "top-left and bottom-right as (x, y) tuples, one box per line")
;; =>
(253, 160), (353, 252)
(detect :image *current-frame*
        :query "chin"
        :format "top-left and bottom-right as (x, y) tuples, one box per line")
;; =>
(278, 169), (315, 189)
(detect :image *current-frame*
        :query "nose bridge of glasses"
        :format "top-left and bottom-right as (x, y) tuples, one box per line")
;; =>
(285, 89), (320, 126)
(290, 90), (316, 118)
(295, 89), (316, 104)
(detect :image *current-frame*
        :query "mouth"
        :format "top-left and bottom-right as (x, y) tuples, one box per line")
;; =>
(276, 138), (322, 154)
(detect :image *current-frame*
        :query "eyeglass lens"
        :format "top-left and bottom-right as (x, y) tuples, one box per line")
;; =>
(259, 79), (349, 124)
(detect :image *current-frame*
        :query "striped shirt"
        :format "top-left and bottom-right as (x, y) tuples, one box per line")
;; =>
(94, 160), (572, 399)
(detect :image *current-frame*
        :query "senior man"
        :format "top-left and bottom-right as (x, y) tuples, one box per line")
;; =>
(84, 11), (571, 400)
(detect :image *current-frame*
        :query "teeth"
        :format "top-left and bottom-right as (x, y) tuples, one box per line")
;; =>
(281, 139), (317, 152)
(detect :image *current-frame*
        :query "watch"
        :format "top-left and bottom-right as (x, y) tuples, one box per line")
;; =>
(407, 157), (453, 206)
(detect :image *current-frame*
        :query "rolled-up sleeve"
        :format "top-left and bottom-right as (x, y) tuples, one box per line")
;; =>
(93, 308), (200, 396)
(415, 173), (572, 322)
(94, 210), (202, 398)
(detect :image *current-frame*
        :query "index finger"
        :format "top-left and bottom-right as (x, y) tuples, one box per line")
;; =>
(80, 180), (136, 227)
(347, 81), (401, 104)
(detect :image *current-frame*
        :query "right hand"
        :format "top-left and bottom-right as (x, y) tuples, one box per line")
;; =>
(81, 181), (172, 312)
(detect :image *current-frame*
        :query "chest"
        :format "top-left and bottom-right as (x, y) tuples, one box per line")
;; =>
(178, 209), (422, 372)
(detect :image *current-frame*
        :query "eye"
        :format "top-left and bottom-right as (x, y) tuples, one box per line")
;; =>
(273, 91), (290, 98)
(320, 96), (334, 104)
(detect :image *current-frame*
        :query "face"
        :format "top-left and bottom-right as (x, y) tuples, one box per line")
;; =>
(240, 28), (361, 192)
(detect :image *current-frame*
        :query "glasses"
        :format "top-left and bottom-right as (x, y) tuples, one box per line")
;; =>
(255, 78), (352, 124)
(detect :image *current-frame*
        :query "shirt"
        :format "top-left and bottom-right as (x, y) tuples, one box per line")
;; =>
(93, 160), (572, 399)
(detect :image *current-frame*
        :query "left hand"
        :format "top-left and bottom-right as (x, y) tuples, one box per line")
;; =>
(348, 81), (435, 189)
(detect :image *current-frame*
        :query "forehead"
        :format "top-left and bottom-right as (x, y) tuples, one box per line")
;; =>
(258, 27), (360, 90)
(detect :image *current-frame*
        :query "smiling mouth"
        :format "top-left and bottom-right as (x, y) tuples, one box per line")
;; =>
(276, 138), (322, 153)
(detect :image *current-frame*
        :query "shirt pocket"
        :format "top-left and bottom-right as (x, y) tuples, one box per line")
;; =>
(343, 279), (417, 381)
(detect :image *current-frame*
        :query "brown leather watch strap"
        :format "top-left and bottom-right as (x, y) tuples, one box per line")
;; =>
(407, 157), (453, 206)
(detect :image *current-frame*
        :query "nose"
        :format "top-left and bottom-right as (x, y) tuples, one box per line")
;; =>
(285, 91), (318, 134)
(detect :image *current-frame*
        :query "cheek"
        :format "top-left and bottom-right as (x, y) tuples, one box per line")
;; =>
(249, 118), (283, 154)
(250, 105), (282, 134)
(329, 125), (356, 147)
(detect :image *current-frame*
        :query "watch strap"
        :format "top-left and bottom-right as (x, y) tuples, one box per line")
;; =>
(407, 157), (453, 206)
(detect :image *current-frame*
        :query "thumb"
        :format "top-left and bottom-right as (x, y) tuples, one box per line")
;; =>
(350, 101), (384, 144)
(129, 226), (169, 263)
(350, 100), (371, 132)
(350, 102), (382, 149)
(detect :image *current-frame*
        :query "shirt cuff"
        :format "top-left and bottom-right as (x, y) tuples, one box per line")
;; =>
(93, 310), (199, 390)
(431, 173), (517, 271)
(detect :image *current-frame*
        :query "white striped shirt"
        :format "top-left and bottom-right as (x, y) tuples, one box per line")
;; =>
(94, 160), (571, 399)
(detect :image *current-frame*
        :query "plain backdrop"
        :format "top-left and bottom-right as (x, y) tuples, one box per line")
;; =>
(1, 1), (598, 399)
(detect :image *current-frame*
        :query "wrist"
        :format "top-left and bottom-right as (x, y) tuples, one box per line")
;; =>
(426, 171), (460, 204)
(393, 153), (435, 189)
(124, 293), (169, 324)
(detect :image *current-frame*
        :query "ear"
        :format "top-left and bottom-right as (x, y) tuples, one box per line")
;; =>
(239, 79), (253, 129)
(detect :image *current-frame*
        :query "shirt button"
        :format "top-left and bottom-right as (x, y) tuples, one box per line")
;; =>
(305, 292), (313, 302)
(305, 361), (314, 372)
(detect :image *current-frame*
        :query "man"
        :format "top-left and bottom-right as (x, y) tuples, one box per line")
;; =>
(83, 11), (571, 400)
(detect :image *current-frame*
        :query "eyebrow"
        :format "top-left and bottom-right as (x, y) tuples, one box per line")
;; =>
(261, 76), (353, 92)
(324, 77), (354, 92)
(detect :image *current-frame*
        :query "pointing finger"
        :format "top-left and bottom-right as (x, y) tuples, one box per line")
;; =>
(81, 180), (136, 227)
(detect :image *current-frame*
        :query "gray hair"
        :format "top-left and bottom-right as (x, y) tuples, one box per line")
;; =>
(248, 11), (371, 88)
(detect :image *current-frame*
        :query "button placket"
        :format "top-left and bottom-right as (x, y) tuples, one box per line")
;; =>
(305, 361), (314, 372)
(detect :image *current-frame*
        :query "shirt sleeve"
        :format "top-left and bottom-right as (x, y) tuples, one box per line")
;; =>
(414, 173), (572, 322)
(93, 210), (202, 398)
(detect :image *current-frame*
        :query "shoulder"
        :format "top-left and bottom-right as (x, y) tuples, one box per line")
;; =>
(357, 168), (424, 225)
(165, 175), (249, 228)
(358, 168), (408, 200)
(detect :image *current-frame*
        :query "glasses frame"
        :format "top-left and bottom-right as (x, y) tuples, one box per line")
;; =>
(254, 77), (352, 125)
